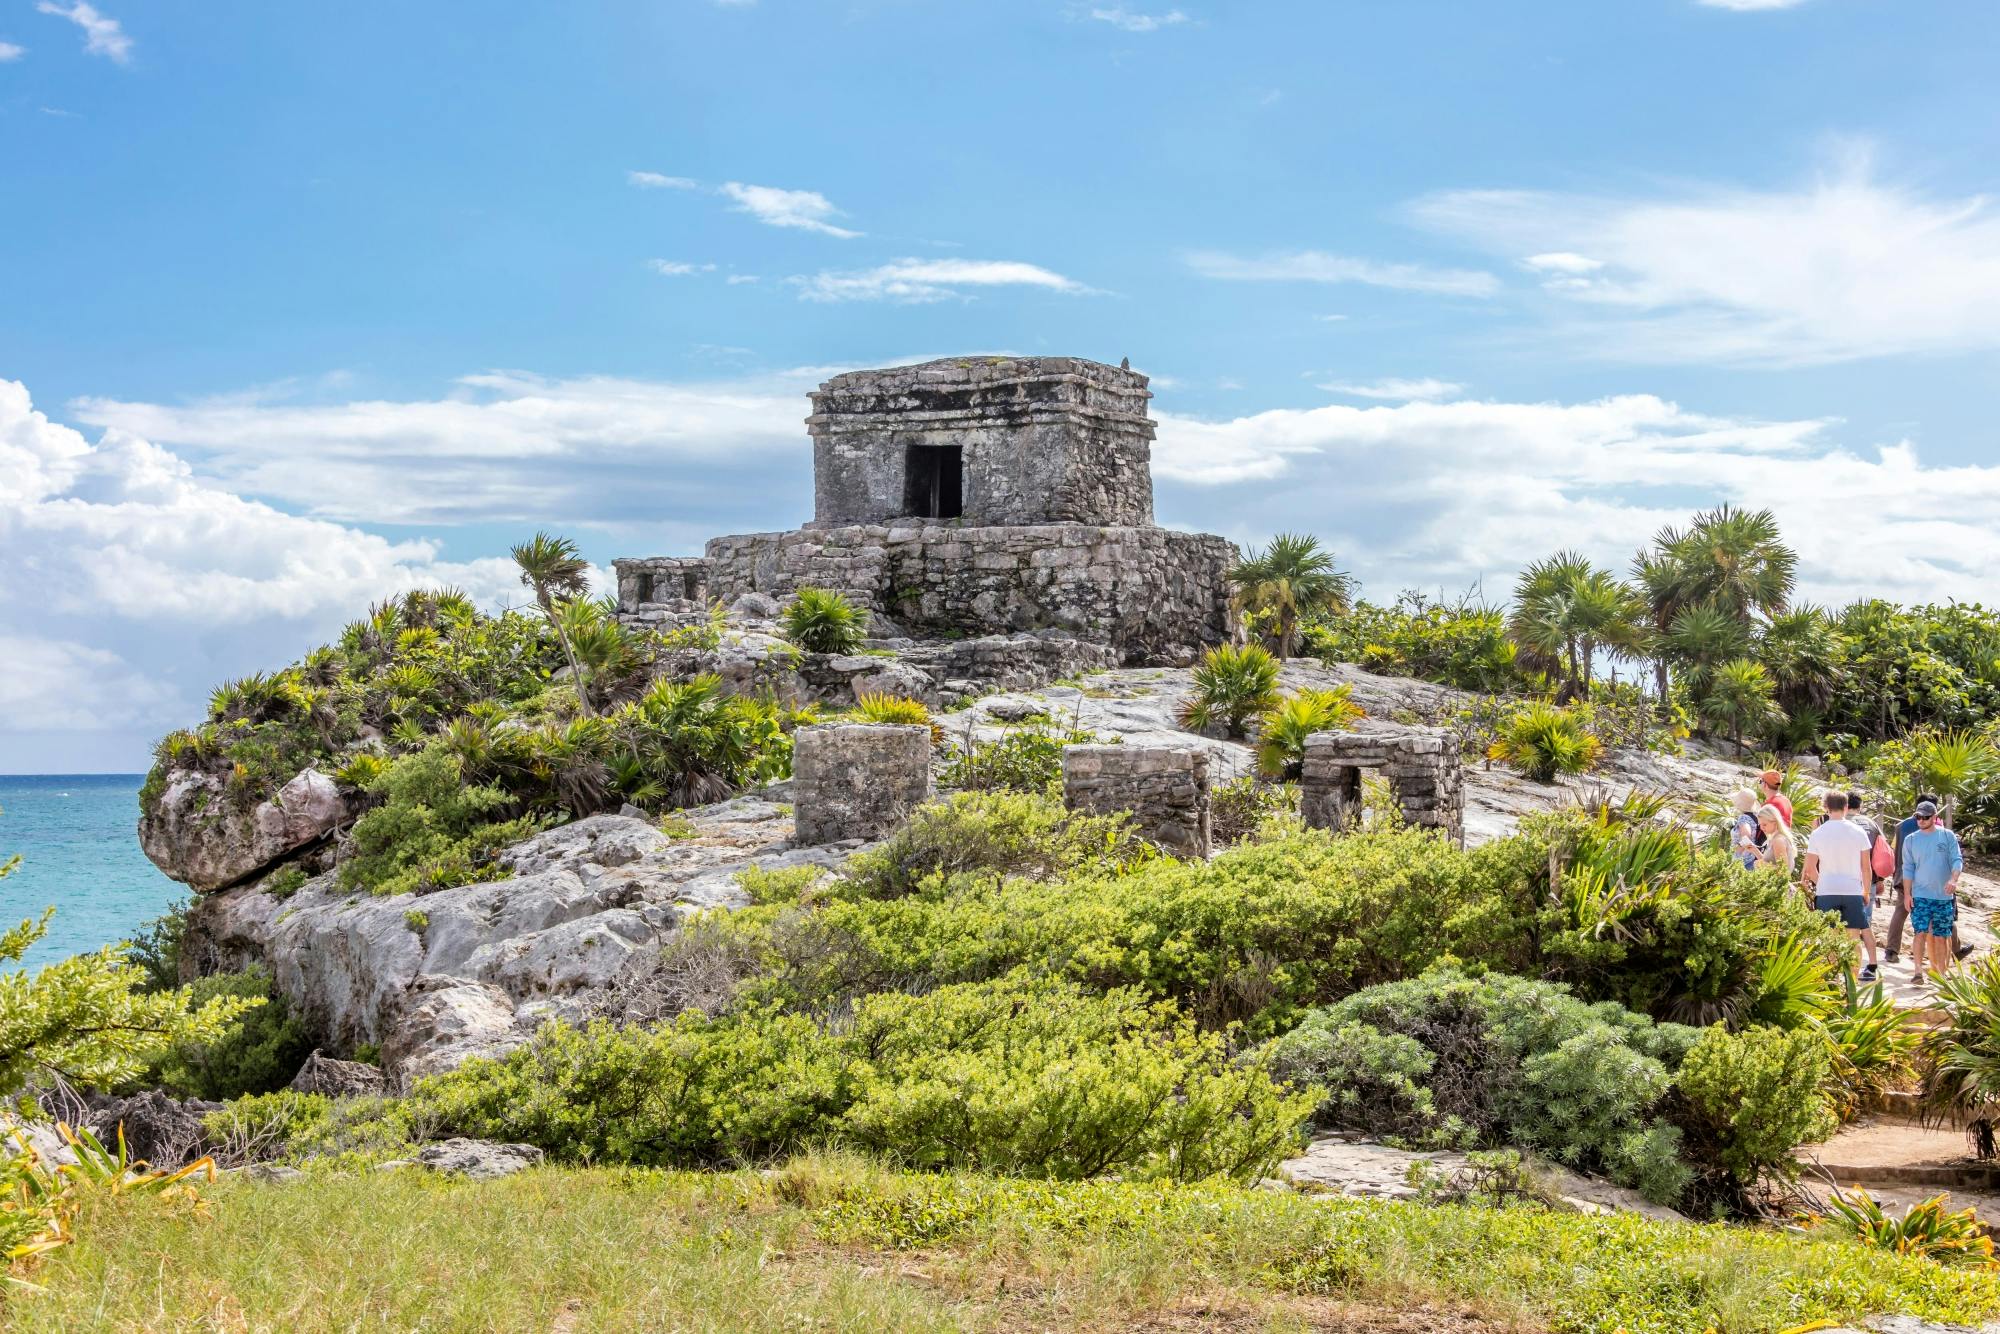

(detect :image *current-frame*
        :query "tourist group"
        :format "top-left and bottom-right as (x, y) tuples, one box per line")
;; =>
(1730, 774), (1969, 985)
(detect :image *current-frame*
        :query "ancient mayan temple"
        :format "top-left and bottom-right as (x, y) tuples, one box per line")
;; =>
(616, 355), (1237, 663)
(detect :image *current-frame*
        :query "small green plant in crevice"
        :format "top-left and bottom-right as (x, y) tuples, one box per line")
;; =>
(1486, 700), (1603, 784)
(939, 716), (1102, 795)
(781, 587), (868, 655)
(404, 910), (430, 935)
(265, 865), (309, 900)
(1177, 643), (1280, 741)
(850, 692), (941, 742)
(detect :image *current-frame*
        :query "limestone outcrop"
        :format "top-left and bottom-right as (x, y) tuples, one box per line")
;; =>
(140, 766), (351, 893)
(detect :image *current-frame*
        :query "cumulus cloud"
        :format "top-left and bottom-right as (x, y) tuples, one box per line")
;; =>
(1151, 394), (2000, 610)
(1317, 378), (1464, 402)
(1186, 249), (1500, 298)
(35, 1), (128, 63)
(649, 260), (716, 276)
(627, 171), (699, 190)
(791, 258), (1086, 304)
(1413, 151), (2000, 365)
(0, 637), (172, 732)
(717, 182), (860, 238)
(1088, 7), (1189, 32)
(0, 41), (25, 61)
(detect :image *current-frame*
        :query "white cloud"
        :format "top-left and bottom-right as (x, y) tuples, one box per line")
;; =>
(627, 170), (699, 190)
(0, 637), (172, 732)
(725, 274), (760, 285)
(1413, 151), (2000, 365)
(1697, 0), (1809, 9)
(1088, 7), (1189, 33)
(0, 41), (25, 61)
(718, 182), (860, 238)
(1152, 394), (2000, 611)
(649, 260), (716, 276)
(1317, 377), (1464, 402)
(791, 258), (1086, 304)
(35, 1), (129, 63)
(1187, 249), (1500, 298)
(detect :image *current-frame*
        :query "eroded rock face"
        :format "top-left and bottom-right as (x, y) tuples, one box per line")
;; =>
(288, 1051), (389, 1099)
(140, 766), (350, 893)
(413, 1138), (544, 1181)
(84, 1090), (222, 1170)
(183, 796), (859, 1086)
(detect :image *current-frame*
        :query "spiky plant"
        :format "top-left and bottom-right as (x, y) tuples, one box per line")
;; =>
(1177, 644), (1281, 741)
(1486, 701), (1603, 785)
(1227, 534), (1353, 659)
(1255, 687), (1365, 779)
(781, 587), (869, 655)
(512, 531), (597, 715)
(1698, 658), (1784, 756)
(1921, 956), (2000, 1159)
(1812, 1190), (1995, 1269)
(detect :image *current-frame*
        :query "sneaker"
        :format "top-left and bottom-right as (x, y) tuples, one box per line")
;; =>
(1860, 964), (1878, 982)
(1885, 951), (1901, 964)
(1957, 942), (1976, 960)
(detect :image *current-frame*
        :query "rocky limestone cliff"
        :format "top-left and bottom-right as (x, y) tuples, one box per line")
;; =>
(139, 766), (352, 893)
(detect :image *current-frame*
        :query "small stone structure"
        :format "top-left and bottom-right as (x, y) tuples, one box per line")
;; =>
(1062, 744), (1212, 858)
(791, 723), (934, 846)
(1299, 727), (1463, 847)
(617, 355), (1236, 665)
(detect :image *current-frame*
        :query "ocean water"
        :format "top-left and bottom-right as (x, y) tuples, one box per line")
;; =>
(0, 774), (186, 969)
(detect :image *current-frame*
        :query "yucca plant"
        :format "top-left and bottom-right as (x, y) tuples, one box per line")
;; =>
(1746, 933), (1836, 1030)
(782, 587), (869, 654)
(1820, 973), (1917, 1119)
(522, 717), (616, 818)
(1177, 643), (1281, 741)
(1698, 658), (1784, 756)
(1812, 1189), (1995, 1269)
(1486, 701), (1603, 784)
(1255, 686), (1365, 779)
(1920, 955), (2000, 1158)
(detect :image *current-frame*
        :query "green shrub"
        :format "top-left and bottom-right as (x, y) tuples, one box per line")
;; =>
(1208, 777), (1297, 847)
(1305, 593), (1522, 694)
(202, 1090), (424, 1166)
(417, 974), (1313, 1182)
(1676, 1022), (1837, 1189)
(851, 692), (930, 728)
(125, 897), (191, 992)
(937, 716), (1099, 794)
(837, 790), (1150, 900)
(337, 745), (544, 897)
(782, 587), (868, 654)
(149, 966), (314, 1101)
(1177, 644), (1280, 740)
(1487, 701), (1603, 783)
(1921, 956), (2000, 1158)
(1256, 965), (1697, 1204)
(1255, 687), (1363, 780)
(265, 865), (309, 900)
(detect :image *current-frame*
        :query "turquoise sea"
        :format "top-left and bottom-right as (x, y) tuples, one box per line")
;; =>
(0, 775), (186, 969)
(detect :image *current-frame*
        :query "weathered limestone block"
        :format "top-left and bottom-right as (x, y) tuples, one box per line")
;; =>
(1062, 744), (1212, 858)
(792, 723), (934, 846)
(612, 556), (712, 613)
(1300, 726), (1464, 847)
(141, 766), (352, 893)
(809, 357), (1156, 528)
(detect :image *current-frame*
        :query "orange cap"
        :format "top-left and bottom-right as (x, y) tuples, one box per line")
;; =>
(1760, 769), (1783, 786)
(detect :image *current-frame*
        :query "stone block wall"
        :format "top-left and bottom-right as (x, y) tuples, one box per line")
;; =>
(703, 523), (1234, 664)
(792, 723), (934, 846)
(1062, 744), (1212, 858)
(808, 357), (1155, 529)
(1299, 727), (1463, 847)
(612, 557), (713, 625)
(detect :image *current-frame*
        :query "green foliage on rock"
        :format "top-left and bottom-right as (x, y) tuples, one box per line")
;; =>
(1176, 643), (1280, 740)
(149, 966), (314, 1102)
(1255, 686), (1363, 780)
(781, 587), (868, 654)
(937, 715), (1100, 795)
(337, 746), (545, 897)
(1486, 700), (1604, 783)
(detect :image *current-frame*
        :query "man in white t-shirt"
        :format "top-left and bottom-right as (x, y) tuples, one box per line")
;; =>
(1804, 791), (1879, 981)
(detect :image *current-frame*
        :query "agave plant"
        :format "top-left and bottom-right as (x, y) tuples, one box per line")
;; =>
(1746, 933), (1836, 1030)
(1921, 956), (2000, 1158)
(1177, 643), (1281, 741)
(781, 587), (869, 655)
(1486, 702), (1603, 784)
(1255, 686), (1365, 779)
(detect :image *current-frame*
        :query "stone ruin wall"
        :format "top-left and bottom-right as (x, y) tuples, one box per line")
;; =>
(1062, 744), (1213, 858)
(615, 556), (714, 626)
(791, 723), (934, 846)
(701, 522), (1234, 665)
(810, 357), (1155, 529)
(1299, 727), (1464, 848)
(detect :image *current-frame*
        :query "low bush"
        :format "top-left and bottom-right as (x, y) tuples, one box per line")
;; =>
(1487, 700), (1603, 783)
(1676, 1022), (1837, 1190)
(416, 973), (1313, 1182)
(148, 967), (314, 1102)
(337, 746), (545, 896)
(1208, 777), (1297, 846)
(836, 790), (1150, 900)
(781, 587), (868, 654)
(1176, 644), (1280, 740)
(937, 716), (1099, 794)
(1256, 965), (1698, 1204)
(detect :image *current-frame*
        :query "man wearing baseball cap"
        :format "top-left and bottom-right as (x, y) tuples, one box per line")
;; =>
(1759, 770), (1794, 828)
(1902, 799), (1964, 982)
(1803, 791), (1879, 981)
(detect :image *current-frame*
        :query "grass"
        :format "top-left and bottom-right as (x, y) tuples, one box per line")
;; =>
(10, 1156), (2000, 1333)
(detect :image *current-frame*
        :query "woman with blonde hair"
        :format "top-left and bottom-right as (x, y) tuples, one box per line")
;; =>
(1754, 803), (1796, 878)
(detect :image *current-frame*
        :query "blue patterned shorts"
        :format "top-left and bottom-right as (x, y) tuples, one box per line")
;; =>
(1911, 896), (1958, 938)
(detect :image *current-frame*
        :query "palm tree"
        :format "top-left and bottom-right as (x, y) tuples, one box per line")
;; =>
(1228, 534), (1354, 660)
(512, 531), (597, 715)
(1507, 552), (1646, 701)
(1633, 507), (1796, 703)
(1757, 606), (1846, 720)
(1698, 658), (1784, 756)
(1662, 603), (1753, 699)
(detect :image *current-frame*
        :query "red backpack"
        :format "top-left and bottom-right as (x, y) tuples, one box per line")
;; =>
(1871, 833), (1896, 881)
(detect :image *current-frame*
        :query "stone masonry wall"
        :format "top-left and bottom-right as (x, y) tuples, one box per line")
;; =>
(792, 723), (934, 846)
(809, 357), (1155, 529)
(1299, 727), (1463, 847)
(613, 557), (713, 626)
(1062, 744), (1212, 858)
(704, 523), (1234, 665)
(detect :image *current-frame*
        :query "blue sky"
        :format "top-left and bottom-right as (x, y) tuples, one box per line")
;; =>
(4, 0), (2000, 772)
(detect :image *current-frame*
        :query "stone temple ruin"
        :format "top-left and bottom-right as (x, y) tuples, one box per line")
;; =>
(1300, 726), (1465, 848)
(616, 356), (1236, 664)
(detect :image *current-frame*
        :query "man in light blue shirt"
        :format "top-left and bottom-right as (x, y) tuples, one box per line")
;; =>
(1901, 800), (1964, 981)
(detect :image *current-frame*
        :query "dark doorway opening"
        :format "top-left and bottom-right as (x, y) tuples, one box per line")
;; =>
(633, 572), (655, 603)
(682, 570), (700, 599)
(904, 444), (964, 519)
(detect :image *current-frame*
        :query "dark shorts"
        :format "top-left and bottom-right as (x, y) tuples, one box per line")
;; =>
(1815, 894), (1872, 931)
(1912, 896), (1958, 938)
